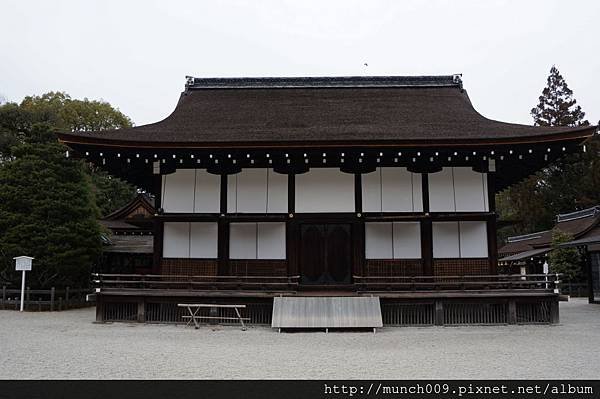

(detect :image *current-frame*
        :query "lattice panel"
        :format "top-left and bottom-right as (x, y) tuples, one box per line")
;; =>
(364, 259), (424, 276)
(161, 259), (218, 276)
(228, 260), (287, 276)
(433, 258), (490, 276)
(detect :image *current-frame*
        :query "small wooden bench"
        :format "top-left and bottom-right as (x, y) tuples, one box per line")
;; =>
(178, 303), (250, 331)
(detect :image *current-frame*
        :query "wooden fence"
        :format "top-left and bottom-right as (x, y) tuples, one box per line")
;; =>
(1, 286), (94, 311)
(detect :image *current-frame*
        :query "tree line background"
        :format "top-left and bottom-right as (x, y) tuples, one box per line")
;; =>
(0, 66), (597, 288)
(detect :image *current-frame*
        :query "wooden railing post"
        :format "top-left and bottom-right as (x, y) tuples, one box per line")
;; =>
(508, 300), (517, 324)
(50, 287), (55, 312)
(434, 300), (444, 326)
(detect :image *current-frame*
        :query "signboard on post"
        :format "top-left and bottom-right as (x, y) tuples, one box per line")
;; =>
(13, 256), (34, 312)
(15, 256), (33, 271)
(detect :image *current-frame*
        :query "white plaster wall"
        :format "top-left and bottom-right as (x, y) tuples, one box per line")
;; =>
(365, 222), (393, 259)
(194, 170), (221, 213)
(163, 222), (190, 258)
(257, 222), (286, 259)
(453, 167), (488, 212)
(428, 168), (455, 212)
(227, 169), (288, 213)
(432, 221), (460, 258)
(190, 222), (218, 258)
(266, 170), (288, 213)
(229, 223), (257, 259)
(459, 221), (488, 257)
(295, 168), (354, 213)
(392, 222), (421, 258)
(162, 169), (195, 213)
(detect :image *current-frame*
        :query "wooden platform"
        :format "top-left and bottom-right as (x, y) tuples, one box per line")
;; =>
(271, 296), (382, 330)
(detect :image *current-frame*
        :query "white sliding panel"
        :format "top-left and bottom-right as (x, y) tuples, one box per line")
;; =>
(295, 168), (354, 213)
(432, 222), (460, 258)
(267, 170), (288, 213)
(412, 173), (423, 212)
(257, 222), (286, 259)
(237, 169), (268, 213)
(194, 170), (221, 213)
(361, 170), (381, 212)
(392, 222), (421, 259)
(162, 169), (195, 213)
(229, 223), (257, 259)
(382, 168), (412, 212)
(428, 168), (455, 212)
(163, 222), (190, 258)
(453, 167), (488, 212)
(190, 222), (218, 258)
(459, 221), (488, 257)
(365, 222), (393, 259)
(227, 169), (288, 213)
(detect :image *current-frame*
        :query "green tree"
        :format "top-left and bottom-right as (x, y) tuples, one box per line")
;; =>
(548, 229), (582, 281)
(497, 66), (593, 238)
(531, 66), (589, 127)
(0, 92), (136, 214)
(0, 125), (102, 288)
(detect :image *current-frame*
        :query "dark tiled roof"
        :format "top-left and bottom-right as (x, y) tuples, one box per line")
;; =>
(498, 206), (600, 256)
(57, 75), (596, 147)
(102, 235), (153, 254)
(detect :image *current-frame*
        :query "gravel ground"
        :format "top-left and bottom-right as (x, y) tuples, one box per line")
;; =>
(0, 298), (599, 379)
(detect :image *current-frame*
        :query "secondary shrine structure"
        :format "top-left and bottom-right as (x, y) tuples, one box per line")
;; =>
(58, 75), (597, 326)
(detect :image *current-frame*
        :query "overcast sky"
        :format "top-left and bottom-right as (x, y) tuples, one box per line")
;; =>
(1, 0), (598, 126)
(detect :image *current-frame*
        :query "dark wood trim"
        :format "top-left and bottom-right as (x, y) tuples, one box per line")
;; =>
(288, 173), (295, 214)
(421, 218), (433, 276)
(355, 173), (362, 213)
(487, 172), (498, 274)
(353, 220), (364, 277)
(152, 219), (163, 274)
(217, 218), (229, 275)
(220, 174), (227, 214)
(287, 219), (298, 276)
(487, 172), (496, 213)
(364, 212), (494, 222)
(421, 173), (430, 213)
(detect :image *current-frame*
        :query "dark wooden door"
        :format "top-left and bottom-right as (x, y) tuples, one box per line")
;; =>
(299, 223), (352, 284)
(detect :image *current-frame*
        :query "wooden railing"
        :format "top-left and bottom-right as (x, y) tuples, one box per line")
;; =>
(1, 286), (93, 311)
(92, 273), (300, 291)
(353, 273), (562, 292)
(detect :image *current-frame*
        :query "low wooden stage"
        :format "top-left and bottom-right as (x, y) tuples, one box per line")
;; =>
(92, 273), (561, 326)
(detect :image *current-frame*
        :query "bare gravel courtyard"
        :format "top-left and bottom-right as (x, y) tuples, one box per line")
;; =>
(0, 298), (599, 379)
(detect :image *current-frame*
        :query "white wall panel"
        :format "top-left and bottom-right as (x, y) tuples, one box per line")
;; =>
(412, 173), (423, 212)
(459, 221), (488, 257)
(227, 169), (288, 213)
(428, 168), (455, 212)
(453, 167), (488, 212)
(190, 222), (218, 258)
(163, 222), (190, 258)
(194, 170), (221, 213)
(392, 222), (421, 259)
(237, 169), (268, 213)
(365, 222), (393, 259)
(229, 223), (257, 259)
(162, 170), (195, 213)
(295, 168), (354, 213)
(361, 170), (381, 212)
(257, 222), (286, 259)
(432, 222), (460, 258)
(382, 168), (413, 212)
(267, 170), (288, 213)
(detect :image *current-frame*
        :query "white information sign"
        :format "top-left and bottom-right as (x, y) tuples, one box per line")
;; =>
(13, 256), (34, 312)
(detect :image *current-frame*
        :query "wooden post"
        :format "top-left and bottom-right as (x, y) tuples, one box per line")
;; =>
(50, 287), (55, 312)
(508, 300), (517, 324)
(550, 299), (560, 324)
(137, 298), (146, 323)
(434, 300), (444, 326)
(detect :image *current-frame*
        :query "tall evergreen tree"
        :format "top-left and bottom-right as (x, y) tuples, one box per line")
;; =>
(530, 66), (589, 127)
(497, 66), (593, 239)
(0, 126), (102, 288)
(0, 92), (137, 214)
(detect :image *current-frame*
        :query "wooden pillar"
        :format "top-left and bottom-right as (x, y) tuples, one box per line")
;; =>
(354, 173), (362, 213)
(137, 298), (146, 323)
(95, 296), (104, 322)
(487, 172), (498, 275)
(287, 173), (297, 277)
(152, 171), (163, 274)
(421, 174), (433, 276)
(434, 300), (444, 326)
(550, 299), (560, 324)
(354, 173), (364, 278)
(218, 174), (229, 275)
(508, 299), (517, 324)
